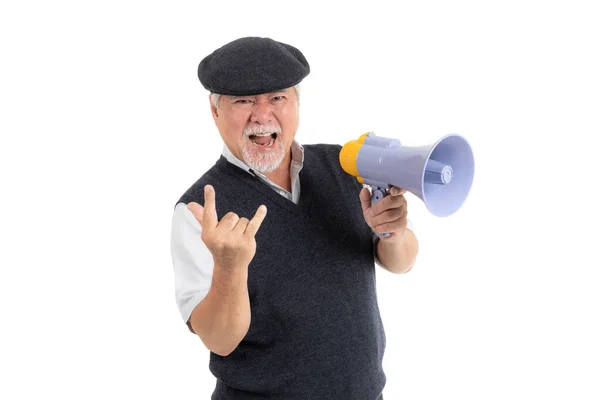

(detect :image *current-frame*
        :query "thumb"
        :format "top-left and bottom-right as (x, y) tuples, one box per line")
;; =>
(359, 188), (372, 213)
(187, 202), (204, 227)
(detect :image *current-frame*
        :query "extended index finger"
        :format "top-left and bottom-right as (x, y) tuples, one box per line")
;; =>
(202, 185), (218, 230)
(244, 205), (267, 237)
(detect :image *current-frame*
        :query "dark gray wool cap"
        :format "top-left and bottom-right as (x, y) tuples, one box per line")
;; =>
(198, 36), (310, 96)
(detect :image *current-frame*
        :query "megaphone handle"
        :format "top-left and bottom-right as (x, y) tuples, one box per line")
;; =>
(371, 185), (391, 238)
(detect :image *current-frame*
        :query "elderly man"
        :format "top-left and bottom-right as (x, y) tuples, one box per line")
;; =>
(171, 36), (419, 400)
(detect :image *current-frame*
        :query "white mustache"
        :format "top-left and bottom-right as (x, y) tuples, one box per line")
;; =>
(243, 125), (282, 137)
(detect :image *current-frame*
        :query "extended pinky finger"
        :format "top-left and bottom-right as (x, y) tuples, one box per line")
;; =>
(245, 205), (267, 236)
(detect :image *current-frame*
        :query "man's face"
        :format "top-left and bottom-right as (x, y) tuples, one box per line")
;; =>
(210, 87), (299, 174)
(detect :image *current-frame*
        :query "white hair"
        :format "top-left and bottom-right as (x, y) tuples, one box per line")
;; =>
(210, 84), (301, 109)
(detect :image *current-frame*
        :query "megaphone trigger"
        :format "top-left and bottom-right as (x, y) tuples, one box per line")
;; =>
(370, 185), (389, 208)
(365, 184), (392, 239)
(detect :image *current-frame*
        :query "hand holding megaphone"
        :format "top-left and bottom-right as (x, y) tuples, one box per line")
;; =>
(339, 132), (475, 237)
(360, 184), (409, 240)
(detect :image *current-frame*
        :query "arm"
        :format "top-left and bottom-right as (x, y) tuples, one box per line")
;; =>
(172, 199), (252, 356)
(375, 228), (419, 274)
(185, 184), (267, 356)
(360, 186), (419, 274)
(189, 263), (251, 356)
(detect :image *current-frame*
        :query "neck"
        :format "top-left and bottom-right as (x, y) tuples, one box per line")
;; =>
(265, 152), (292, 192)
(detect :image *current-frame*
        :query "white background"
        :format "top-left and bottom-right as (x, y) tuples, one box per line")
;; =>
(1, 0), (599, 399)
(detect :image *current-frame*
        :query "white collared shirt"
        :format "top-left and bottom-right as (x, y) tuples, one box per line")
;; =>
(221, 142), (305, 203)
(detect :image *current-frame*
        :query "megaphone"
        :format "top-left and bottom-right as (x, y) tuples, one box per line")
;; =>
(339, 132), (474, 232)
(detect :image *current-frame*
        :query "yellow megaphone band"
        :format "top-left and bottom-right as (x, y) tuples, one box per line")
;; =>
(339, 132), (371, 184)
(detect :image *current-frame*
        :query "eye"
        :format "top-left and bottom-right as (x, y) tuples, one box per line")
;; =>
(272, 96), (285, 101)
(234, 99), (253, 104)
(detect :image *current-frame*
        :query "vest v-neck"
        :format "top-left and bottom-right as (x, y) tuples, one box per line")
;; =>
(216, 156), (314, 218)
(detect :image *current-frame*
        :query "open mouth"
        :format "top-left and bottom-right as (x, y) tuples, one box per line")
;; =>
(248, 132), (277, 148)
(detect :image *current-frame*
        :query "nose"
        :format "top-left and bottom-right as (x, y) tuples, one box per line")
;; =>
(250, 100), (273, 124)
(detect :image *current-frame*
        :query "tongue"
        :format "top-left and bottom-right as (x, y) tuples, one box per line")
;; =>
(252, 135), (271, 146)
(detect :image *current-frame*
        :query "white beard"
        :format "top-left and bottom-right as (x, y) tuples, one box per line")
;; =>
(241, 125), (285, 174)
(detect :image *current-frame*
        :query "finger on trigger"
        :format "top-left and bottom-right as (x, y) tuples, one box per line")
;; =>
(391, 186), (407, 196)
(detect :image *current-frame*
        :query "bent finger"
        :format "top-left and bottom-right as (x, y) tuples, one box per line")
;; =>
(233, 217), (250, 234)
(220, 212), (240, 231)
(390, 186), (407, 196)
(373, 217), (408, 235)
(372, 194), (406, 216)
(370, 207), (406, 227)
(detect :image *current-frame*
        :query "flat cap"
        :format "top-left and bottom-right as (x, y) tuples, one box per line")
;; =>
(198, 37), (310, 96)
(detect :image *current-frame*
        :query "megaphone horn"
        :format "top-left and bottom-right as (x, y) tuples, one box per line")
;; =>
(339, 132), (475, 237)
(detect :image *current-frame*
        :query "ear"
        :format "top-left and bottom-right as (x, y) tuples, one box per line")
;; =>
(209, 95), (219, 120)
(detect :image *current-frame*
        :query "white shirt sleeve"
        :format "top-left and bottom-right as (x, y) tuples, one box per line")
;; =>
(171, 202), (214, 324)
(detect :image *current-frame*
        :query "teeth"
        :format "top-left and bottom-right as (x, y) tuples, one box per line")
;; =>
(250, 136), (275, 147)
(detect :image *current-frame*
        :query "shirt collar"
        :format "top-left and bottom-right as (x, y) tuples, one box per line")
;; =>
(222, 140), (304, 178)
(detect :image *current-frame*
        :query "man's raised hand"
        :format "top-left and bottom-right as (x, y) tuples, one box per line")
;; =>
(187, 185), (267, 270)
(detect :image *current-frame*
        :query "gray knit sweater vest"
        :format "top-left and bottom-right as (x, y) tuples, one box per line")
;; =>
(177, 144), (386, 400)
